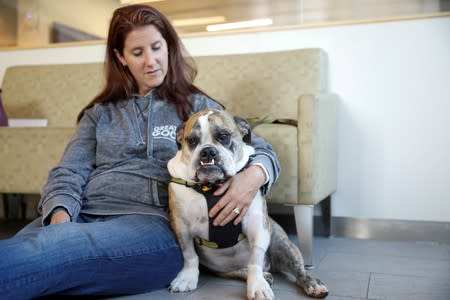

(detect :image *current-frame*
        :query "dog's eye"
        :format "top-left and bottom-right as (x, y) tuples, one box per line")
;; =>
(186, 136), (199, 147)
(216, 132), (231, 145)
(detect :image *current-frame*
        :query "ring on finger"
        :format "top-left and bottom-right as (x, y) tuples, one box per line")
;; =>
(233, 207), (241, 215)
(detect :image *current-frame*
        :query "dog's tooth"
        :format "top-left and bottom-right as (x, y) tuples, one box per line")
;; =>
(200, 159), (216, 166)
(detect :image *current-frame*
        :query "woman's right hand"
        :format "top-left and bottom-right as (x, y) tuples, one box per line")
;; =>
(50, 210), (71, 224)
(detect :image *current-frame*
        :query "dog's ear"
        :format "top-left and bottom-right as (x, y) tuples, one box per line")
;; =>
(233, 116), (252, 144)
(176, 122), (185, 149)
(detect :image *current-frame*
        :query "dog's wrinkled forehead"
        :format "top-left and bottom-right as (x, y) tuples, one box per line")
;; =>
(176, 109), (251, 150)
(185, 110), (235, 138)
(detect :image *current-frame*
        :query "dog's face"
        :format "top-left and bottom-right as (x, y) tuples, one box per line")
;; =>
(168, 109), (255, 184)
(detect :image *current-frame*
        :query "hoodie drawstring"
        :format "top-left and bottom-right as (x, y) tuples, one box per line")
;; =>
(131, 97), (148, 146)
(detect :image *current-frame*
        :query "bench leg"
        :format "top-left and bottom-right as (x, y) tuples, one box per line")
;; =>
(293, 204), (314, 269)
(3, 194), (26, 220)
(320, 196), (331, 237)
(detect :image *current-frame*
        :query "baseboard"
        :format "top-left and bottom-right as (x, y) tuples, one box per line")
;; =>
(331, 216), (450, 244)
(270, 214), (450, 244)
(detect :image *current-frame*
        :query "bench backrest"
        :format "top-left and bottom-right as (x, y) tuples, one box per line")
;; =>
(1, 48), (327, 126)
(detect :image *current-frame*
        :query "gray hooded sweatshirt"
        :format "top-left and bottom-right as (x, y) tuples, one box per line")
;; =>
(38, 91), (280, 225)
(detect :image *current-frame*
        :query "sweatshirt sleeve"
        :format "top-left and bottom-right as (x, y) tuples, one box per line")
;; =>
(193, 94), (281, 195)
(247, 132), (281, 195)
(38, 106), (99, 225)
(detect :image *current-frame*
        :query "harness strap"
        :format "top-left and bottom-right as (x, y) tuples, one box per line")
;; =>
(192, 185), (244, 249)
(194, 233), (246, 249)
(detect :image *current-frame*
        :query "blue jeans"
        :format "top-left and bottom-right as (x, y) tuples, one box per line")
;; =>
(0, 214), (183, 299)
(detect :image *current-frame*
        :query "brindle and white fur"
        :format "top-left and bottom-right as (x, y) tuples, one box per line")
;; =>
(167, 109), (328, 299)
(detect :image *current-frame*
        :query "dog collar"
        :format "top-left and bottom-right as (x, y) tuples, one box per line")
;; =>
(170, 178), (214, 192)
(169, 155), (256, 190)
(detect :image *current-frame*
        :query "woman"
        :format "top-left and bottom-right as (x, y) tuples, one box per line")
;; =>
(0, 4), (280, 299)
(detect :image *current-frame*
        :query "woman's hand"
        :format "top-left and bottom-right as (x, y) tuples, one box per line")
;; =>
(50, 209), (71, 225)
(209, 165), (266, 226)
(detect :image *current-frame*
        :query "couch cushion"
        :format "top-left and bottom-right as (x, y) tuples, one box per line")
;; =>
(0, 127), (75, 193)
(1, 63), (104, 127)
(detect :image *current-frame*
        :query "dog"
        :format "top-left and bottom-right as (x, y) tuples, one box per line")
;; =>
(167, 109), (328, 299)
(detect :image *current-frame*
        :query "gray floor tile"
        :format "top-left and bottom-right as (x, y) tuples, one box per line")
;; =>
(267, 271), (370, 299)
(261, 289), (312, 300)
(185, 283), (247, 300)
(325, 297), (371, 300)
(201, 274), (247, 288)
(368, 272), (450, 300)
(318, 252), (450, 278)
(311, 270), (370, 299)
(106, 273), (213, 299)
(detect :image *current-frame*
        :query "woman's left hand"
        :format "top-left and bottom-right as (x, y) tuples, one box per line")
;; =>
(209, 165), (266, 226)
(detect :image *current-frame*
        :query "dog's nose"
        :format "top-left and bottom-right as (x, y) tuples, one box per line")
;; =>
(200, 147), (218, 162)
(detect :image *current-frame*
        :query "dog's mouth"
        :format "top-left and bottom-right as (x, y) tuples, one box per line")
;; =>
(195, 158), (226, 184)
(200, 159), (216, 167)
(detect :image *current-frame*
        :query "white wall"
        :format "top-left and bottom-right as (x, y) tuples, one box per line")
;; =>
(1, 16), (449, 222)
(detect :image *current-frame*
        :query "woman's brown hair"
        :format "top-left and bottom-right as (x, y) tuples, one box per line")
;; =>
(77, 4), (206, 122)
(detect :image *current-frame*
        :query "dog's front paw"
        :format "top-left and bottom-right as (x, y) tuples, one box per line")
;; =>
(298, 276), (329, 298)
(247, 277), (274, 300)
(168, 268), (199, 293)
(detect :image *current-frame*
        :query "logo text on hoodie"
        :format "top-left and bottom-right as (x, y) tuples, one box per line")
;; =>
(152, 125), (176, 141)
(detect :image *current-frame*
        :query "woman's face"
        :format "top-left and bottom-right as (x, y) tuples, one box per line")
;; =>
(115, 25), (169, 96)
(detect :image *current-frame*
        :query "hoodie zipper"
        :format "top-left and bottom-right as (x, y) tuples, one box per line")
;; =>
(131, 92), (152, 146)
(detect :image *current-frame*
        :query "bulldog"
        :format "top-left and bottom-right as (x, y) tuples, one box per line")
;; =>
(167, 109), (328, 299)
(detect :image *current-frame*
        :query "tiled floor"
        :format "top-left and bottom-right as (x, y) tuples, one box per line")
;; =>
(105, 236), (449, 300)
(1, 220), (449, 300)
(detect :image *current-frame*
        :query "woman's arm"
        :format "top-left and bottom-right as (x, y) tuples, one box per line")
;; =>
(38, 107), (99, 225)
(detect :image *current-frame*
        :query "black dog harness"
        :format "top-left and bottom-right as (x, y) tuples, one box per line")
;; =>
(170, 155), (259, 249)
(193, 184), (245, 249)
(170, 178), (245, 249)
